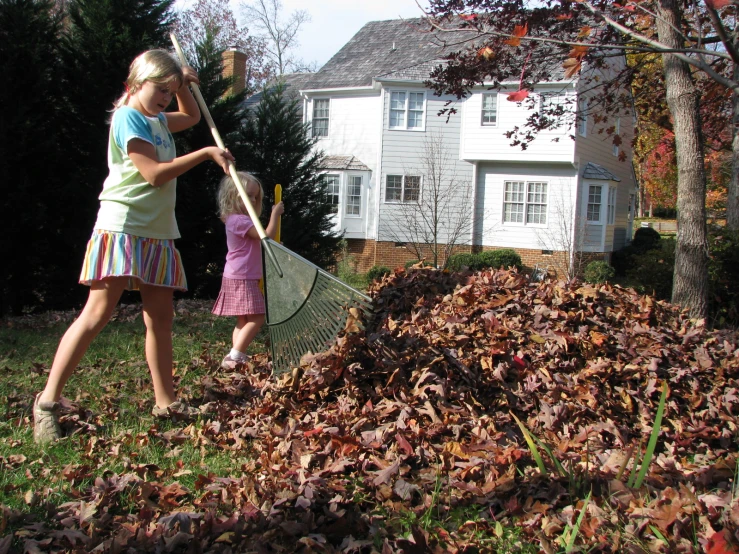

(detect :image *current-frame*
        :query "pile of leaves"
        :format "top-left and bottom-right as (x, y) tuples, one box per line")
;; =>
(3, 267), (739, 553)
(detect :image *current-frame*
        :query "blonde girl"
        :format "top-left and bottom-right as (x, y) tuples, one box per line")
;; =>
(211, 172), (283, 369)
(33, 49), (234, 444)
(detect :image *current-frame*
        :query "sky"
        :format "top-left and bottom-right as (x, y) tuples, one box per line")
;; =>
(174, 0), (428, 68)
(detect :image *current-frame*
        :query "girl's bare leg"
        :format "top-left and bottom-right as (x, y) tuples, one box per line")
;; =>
(139, 283), (176, 409)
(233, 314), (265, 354)
(39, 278), (128, 403)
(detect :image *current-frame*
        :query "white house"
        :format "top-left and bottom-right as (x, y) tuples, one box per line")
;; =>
(243, 19), (637, 274)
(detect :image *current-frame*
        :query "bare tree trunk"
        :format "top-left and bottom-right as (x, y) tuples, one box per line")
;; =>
(656, 0), (709, 319)
(728, 35), (739, 230)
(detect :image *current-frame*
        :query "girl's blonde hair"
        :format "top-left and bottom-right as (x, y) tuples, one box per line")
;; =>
(217, 171), (264, 221)
(113, 49), (183, 110)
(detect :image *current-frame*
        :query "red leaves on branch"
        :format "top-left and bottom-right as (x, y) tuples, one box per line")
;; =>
(507, 89), (530, 101)
(705, 0), (731, 8)
(504, 23), (528, 46)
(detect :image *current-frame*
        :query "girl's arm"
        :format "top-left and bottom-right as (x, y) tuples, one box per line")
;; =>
(164, 66), (201, 134)
(245, 202), (284, 240)
(128, 140), (233, 187)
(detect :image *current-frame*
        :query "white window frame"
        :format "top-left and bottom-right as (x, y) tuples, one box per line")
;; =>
(321, 173), (340, 214)
(312, 98), (330, 138)
(607, 186), (617, 225)
(612, 117), (620, 156)
(385, 174), (421, 203)
(481, 92), (498, 126)
(578, 98), (588, 137)
(586, 185), (603, 223)
(388, 90), (426, 131)
(345, 174), (362, 217)
(502, 180), (548, 226)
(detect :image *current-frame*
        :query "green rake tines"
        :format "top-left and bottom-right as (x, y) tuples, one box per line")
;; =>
(263, 240), (372, 375)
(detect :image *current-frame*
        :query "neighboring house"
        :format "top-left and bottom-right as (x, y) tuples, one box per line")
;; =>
(235, 19), (637, 274)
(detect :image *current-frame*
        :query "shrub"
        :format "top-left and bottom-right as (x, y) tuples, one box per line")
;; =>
(404, 259), (433, 269)
(625, 238), (676, 300)
(492, 249), (523, 270)
(583, 260), (615, 284)
(445, 253), (479, 272)
(708, 229), (739, 327)
(366, 265), (391, 281)
(632, 226), (662, 252)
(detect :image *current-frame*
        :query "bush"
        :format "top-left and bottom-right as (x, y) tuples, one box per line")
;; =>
(491, 249), (523, 270)
(632, 226), (662, 252)
(366, 265), (391, 281)
(625, 239), (676, 300)
(708, 230), (739, 326)
(445, 253), (479, 272)
(404, 259), (433, 269)
(583, 260), (615, 284)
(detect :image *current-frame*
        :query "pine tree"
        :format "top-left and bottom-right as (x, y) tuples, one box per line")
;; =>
(0, 0), (66, 314)
(235, 83), (341, 270)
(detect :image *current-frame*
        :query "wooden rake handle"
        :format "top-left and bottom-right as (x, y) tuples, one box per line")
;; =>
(170, 33), (282, 276)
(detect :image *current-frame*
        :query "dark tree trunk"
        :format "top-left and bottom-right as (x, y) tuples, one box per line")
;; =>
(656, 0), (709, 319)
(729, 30), (739, 231)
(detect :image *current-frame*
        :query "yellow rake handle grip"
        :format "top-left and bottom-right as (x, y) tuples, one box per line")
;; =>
(275, 184), (282, 243)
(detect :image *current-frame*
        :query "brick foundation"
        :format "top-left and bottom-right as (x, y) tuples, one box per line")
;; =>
(339, 239), (609, 278)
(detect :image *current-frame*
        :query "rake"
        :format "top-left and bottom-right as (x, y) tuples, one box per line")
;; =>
(170, 34), (372, 375)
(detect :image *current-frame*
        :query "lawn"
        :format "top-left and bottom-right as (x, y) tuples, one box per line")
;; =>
(0, 271), (738, 553)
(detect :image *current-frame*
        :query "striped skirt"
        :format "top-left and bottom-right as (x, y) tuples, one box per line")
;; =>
(79, 230), (187, 291)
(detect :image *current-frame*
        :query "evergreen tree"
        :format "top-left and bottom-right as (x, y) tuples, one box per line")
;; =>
(235, 83), (340, 269)
(0, 0), (66, 314)
(173, 29), (248, 297)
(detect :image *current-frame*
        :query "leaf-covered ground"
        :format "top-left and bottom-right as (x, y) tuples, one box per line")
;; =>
(2, 267), (739, 553)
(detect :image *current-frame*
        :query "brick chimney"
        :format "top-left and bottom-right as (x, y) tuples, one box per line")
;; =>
(222, 48), (247, 95)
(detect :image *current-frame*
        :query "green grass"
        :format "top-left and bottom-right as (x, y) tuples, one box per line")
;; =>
(0, 300), (261, 511)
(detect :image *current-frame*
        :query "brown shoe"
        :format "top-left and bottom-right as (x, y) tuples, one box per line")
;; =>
(33, 393), (61, 444)
(151, 400), (200, 420)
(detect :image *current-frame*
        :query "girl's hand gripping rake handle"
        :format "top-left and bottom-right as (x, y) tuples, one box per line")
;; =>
(170, 33), (283, 277)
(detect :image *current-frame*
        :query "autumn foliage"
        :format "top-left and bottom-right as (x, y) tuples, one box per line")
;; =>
(4, 267), (738, 552)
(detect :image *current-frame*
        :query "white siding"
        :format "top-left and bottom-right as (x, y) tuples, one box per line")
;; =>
(377, 89), (475, 244)
(307, 93), (382, 239)
(475, 163), (578, 250)
(461, 86), (577, 163)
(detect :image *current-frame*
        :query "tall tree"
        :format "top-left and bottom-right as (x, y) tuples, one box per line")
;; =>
(173, 29), (248, 298)
(0, 0), (65, 315)
(235, 83), (340, 269)
(423, 0), (736, 319)
(173, 0), (271, 89)
(239, 0), (316, 75)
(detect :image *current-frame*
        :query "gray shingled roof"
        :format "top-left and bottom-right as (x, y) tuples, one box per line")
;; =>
(301, 19), (469, 90)
(244, 73), (314, 110)
(301, 18), (567, 90)
(319, 156), (371, 171)
(583, 162), (621, 181)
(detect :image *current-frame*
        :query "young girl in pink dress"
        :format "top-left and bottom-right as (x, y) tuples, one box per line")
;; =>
(212, 171), (284, 369)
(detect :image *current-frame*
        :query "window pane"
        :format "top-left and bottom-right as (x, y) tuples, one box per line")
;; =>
(408, 93), (424, 110)
(390, 92), (406, 109)
(404, 176), (420, 202)
(390, 109), (405, 127)
(346, 176), (362, 215)
(482, 93), (497, 125)
(526, 182), (547, 224)
(322, 174), (340, 214)
(386, 175), (403, 202)
(587, 185), (602, 221)
(503, 181), (525, 222)
(312, 99), (329, 137)
(408, 109), (423, 128)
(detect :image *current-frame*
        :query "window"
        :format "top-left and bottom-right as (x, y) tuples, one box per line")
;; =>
(389, 91), (425, 130)
(587, 185), (602, 222)
(612, 117), (620, 156)
(312, 99), (329, 137)
(346, 175), (362, 216)
(607, 187), (617, 225)
(385, 175), (420, 202)
(322, 173), (340, 214)
(540, 92), (565, 117)
(578, 98), (588, 137)
(503, 181), (548, 224)
(481, 93), (498, 126)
